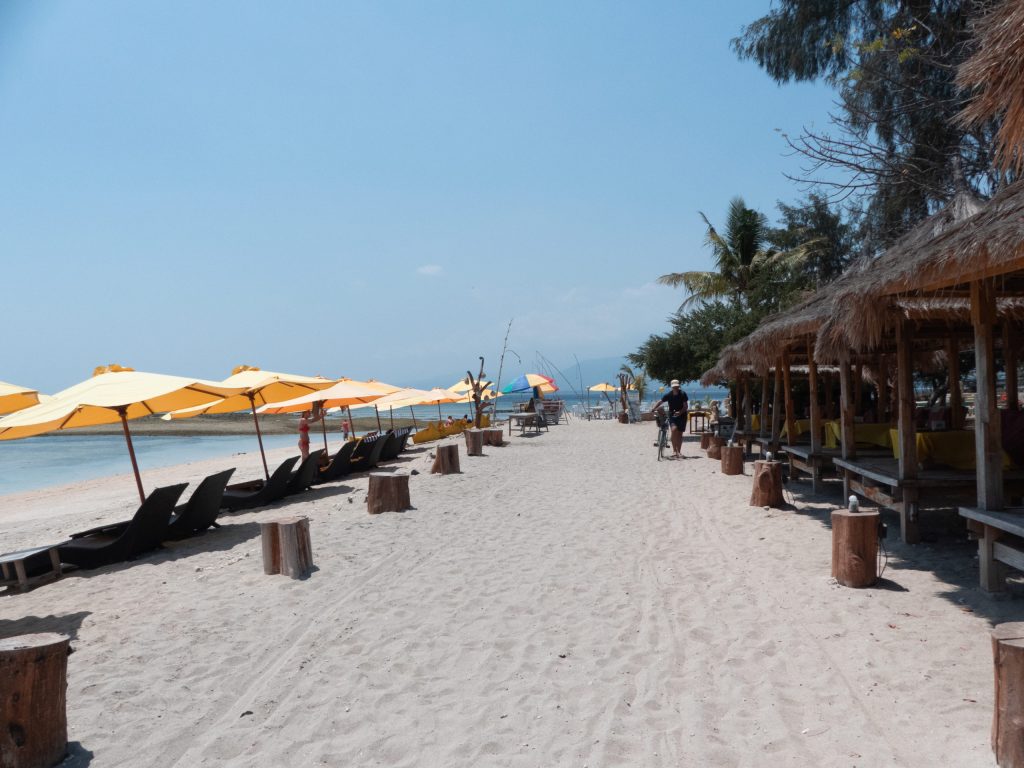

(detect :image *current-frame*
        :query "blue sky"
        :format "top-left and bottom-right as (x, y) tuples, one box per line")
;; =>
(0, 1), (839, 392)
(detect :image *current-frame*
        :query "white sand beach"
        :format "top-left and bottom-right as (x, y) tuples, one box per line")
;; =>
(0, 421), (1012, 767)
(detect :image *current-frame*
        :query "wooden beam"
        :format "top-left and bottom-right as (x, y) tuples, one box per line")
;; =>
(771, 360), (783, 447)
(759, 375), (769, 437)
(838, 354), (856, 461)
(1005, 322), (1019, 411)
(807, 336), (822, 455)
(973, 278), (1004, 511)
(896, 319), (921, 544)
(947, 339), (963, 430)
(782, 350), (795, 447)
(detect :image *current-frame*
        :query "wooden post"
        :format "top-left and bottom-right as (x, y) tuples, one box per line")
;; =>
(839, 354), (857, 500)
(948, 339), (963, 430)
(707, 436), (724, 460)
(896, 319), (921, 543)
(464, 429), (484, 456)
(0, 633), (70, 768)
(482, 428), (504, 447)
(367, 473), (412, 514)
(260, 517), (314, 579)
(974, 279), (1004, 511)
(991, 622), (1024, 767)
(431, 444), (461, 475)
(782, 351), (795, 447)
(876, 354), (888, 423)
(771, 361), (783, 448)
(759, 374), (769, 437)
(831, 505), (879, 588)
(750, 460), (783, 507)
(720, 444), (744, 476)
(742, 375), (752, 434)
(1006, 323), (1019, 411)
(807, 337), (822, 456)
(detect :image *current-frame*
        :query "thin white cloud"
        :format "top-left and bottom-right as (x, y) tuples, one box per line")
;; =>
(417, 264), (442, 276)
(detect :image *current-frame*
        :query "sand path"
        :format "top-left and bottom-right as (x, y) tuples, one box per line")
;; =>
(0, 421), (1014, 766)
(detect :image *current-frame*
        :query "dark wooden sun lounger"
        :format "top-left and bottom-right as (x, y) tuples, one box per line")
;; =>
(221, 456), (299, 511)
(314, 441), (358, 484)
(165, 468), (236, 540)
(286, 450), (325, 495)
(350, 434), (389, 472)
(57, 483), (188, 569)
(379, 429), (410, 461)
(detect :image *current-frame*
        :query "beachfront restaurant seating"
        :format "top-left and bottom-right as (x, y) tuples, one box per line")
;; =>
(57, 483), (188, 569)
(314, 440), (358, 484)
(286, 449), (326, 495)
(165, 468), (236, 540)
(221, 456), (299, 511)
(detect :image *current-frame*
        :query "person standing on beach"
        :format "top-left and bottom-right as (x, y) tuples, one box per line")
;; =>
(298, 409), (323, 461)
(652, 379), (689, 459)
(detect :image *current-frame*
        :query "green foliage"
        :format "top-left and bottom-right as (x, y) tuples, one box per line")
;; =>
(768, 193), (857, 289)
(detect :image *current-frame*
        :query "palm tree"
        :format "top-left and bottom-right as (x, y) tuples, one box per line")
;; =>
(658, 197), (814, 311)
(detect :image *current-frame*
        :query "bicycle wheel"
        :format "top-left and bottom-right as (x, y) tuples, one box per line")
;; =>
(657, 428), (668, 461)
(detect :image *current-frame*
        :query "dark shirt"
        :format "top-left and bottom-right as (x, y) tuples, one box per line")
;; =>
(659, 389), (689, 415)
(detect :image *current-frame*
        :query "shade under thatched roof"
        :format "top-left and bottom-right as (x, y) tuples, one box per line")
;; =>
(958, 0), (1024, 175)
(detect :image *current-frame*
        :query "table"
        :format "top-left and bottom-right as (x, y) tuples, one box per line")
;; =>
(889, 429), (1013, 470)
(779, 419), (811, 442)
(824, 421), (895, 450)
(688, 411), (709, 433)
(0, 545), (62, 591)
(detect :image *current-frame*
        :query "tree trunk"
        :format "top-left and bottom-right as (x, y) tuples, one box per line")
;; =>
(750, 460), (783, 507)
(260, 517), (313, 579)
(431, 444), (461, 475)
(0, 633), (69, 768)
(706, 436), (724, 460)
(464, 429), (484, 456)
(720, 445), (744, 476)
(482, 428), (504, 447)
(367, 473), (412, 514)
(830, 510), (879, 588)
(992, 622), (1024, 767)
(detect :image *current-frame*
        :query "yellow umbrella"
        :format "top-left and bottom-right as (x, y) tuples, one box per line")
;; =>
(352, 387), (462, 420)
(165, 366), (336, 479)
(588, 382), (617, 392)
(449, 377), (474, 394)
(0, 366), (244, 502)
(0, 381), (47, 415)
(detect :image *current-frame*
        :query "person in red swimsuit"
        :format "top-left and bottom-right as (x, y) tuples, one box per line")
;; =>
(298, 409), (323, 461)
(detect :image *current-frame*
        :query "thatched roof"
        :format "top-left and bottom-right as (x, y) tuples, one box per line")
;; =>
(958, 0), (1024, 174)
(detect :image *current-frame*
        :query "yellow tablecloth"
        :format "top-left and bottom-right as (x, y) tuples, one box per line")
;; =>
(750, 414), (760, 432)
(889, 429), (1012, 470)
(824, 421), (895, 450)
(779, 419), (811, 441)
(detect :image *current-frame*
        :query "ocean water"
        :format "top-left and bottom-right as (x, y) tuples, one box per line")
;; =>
(0, 386), (728, 496)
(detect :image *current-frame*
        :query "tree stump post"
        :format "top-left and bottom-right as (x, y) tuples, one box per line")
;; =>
(367, 473), (411, 514)
(700, 432), (712, 450)
(464, 429), (484, 456)
(992, 622), (1024, 767)
(831, 501), (879, 588)
(720, 445), (744, 476)
(750, 460), (784, 507)
(706, 436), (724, 460)
(482, 428), (504, 447)
(260, 517), (314, 579)
(0, 633), (70, 768)
(431, 444), (461, 475)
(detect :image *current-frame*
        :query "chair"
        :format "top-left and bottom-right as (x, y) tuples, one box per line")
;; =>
(286, 449), (325, 495)
(57, 483), (188, 569)
(350, 434), (389, 472)
(314, 441), (358, 484)
(165, 468), (236, 541)
(379, 429), (409, 462)
(221, 456), (299, 511)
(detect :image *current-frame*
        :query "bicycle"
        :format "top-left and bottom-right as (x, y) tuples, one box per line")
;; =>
(655, 411), (669, 461)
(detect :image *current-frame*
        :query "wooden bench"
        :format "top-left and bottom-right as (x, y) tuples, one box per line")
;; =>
(780, 444), (837, 494)
(960, 507), (1024, 592)
(0, 545), (63, 591)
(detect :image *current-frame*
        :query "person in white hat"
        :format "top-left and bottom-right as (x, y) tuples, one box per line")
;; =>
(651, 379), (689, 458)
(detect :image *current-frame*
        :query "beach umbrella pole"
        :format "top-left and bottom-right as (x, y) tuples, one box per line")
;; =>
(249, 395), (270, 481)
(409, 405), (418, 429)
(118, 408), (146, 504)
(320, 407), (329, 453)
(389, 406), (394, 430)
(374, 405), (382, 432)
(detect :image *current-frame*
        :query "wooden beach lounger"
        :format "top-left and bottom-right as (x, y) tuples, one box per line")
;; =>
(57, 483), (188, 569)
(379, 428), (411, 461)
(349, 434), (388, 473)
(221, 456), (299, 511)
(314, 441), (358, 484)
(165, 468), (236, 540)
(286, 449), (325, 495)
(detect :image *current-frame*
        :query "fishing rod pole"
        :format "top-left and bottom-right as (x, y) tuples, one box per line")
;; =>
(494, 318), (515, 412)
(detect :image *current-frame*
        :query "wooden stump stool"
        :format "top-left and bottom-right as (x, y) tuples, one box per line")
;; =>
(750, 460), (784, 507)
(431, 444), (460, 475)
(0, 633), (69, 768)
(464, 429), (484, 456)
(700, 432), (712, 450)
(720, 445), (744, 476)
(992, 622), (1024, 767)
(367, 472), (411, 514)
(482, 428), (504, 447)
(831, 507), (879, 587)
(706, 436), (724, 460)
(260, 516), (314, 579)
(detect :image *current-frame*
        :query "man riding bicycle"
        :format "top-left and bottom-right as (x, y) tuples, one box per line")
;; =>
(651, 379), (689, 459)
